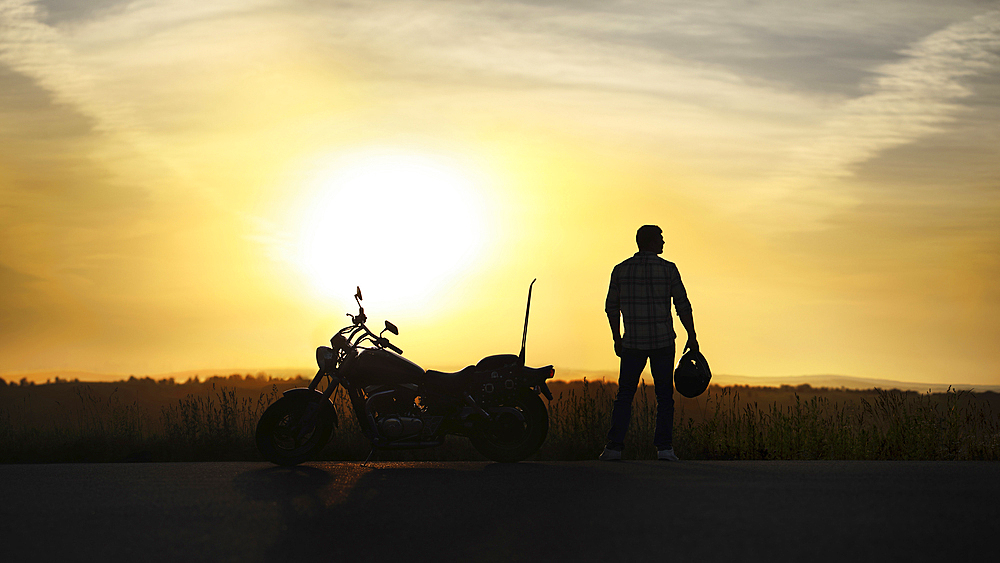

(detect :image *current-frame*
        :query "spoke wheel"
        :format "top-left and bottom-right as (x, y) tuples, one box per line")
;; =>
(470, 392), (549, 463)
(256, 396), (334, 466)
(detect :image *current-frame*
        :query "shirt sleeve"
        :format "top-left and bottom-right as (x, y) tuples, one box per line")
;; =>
(671, 265), (692, 315)
(605, 267), (620, 316)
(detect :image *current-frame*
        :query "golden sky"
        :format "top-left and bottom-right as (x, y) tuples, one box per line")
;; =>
(2, 1), (999, 386)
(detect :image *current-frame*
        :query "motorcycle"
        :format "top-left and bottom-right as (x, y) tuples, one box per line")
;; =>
(255, 280), (554, 465)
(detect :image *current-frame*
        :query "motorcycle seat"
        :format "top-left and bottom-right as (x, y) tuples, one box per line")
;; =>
(425, 365), (476, 381)
(424, 365), (477, 393)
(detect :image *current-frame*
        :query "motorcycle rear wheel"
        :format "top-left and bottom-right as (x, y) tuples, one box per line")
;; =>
(470, 392), (549, 463)
(255, 396), (335, 466)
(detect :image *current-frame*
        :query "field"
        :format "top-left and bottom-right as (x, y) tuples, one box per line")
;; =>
(1, 374), (998, 462)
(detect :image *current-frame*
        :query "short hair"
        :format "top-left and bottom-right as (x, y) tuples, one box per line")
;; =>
(636, 225), (662, 249)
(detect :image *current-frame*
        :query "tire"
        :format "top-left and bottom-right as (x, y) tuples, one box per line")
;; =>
(255, 395), (335, 466)
(470, 392), (549, 463)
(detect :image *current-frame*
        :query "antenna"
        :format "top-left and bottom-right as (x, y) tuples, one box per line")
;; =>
(518, 278), (536, 366)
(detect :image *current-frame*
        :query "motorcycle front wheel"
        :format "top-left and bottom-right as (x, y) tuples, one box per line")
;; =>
(255, 396), (335, 466)
(470, 392), (549, 463)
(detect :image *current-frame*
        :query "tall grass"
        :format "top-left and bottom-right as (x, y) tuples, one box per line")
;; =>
(671, 384), (998, 460)
(1, 379), (997, 462)
(1, 386), (150, 462)
(159, 384), (279, 460)
(542, 380), (999, 460)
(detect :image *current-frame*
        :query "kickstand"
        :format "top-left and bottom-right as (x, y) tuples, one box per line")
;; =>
(361, 447), (377, 467)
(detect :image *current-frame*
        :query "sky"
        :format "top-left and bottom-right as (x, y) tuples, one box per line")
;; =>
(1, 0), (999, 386)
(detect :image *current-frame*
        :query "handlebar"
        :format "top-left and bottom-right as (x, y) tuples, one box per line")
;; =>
(337, 288), (406, 354)
(337, 318), (402, 355)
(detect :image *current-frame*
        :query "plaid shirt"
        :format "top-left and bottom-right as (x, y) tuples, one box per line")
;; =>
(605, 251), (692, 350)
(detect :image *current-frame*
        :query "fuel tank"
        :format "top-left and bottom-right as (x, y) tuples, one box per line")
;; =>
(351, 348), (425, 385)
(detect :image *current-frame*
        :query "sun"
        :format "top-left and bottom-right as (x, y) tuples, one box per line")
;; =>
(294, 151), (488, 310)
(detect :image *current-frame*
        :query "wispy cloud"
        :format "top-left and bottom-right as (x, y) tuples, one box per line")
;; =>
(1, 0), (285, 157)
(5, 1), (995, 184)
(302, 3), (999, 190)
(1, 0), (132, 135)
(783, 10), (1000, 185)
(2, 0), (996, 247)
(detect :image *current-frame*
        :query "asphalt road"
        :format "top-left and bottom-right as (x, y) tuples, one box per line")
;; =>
(1, 460), (997, 562)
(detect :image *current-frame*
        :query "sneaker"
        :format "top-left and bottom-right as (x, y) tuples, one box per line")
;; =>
(599, 447), (623, 461)
(657, 448), (679, 461)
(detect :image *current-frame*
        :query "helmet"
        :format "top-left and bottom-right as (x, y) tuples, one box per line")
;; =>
(674, 349), (712, 398)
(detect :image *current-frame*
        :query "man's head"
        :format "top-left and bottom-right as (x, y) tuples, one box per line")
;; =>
(636, 225), (664, 254)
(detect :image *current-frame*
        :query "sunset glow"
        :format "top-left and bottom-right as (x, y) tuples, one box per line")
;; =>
(1, 1), (998, 387)
(293, 152), (488, 308)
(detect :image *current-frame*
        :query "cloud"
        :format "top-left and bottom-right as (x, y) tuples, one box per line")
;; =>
(2, 1), (996, 233)
(782, 10), (1000, 185)
(1, 0), (124, 133)
(296, 3), (999, 203)
(5, 1), (994, 189)
(0, 0), (287, 159)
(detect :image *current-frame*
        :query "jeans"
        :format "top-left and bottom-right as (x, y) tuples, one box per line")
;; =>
(606, 344), (675, 451)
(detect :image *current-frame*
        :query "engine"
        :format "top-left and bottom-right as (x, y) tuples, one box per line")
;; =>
(364, 384), (426, 439)
(377, 416), (424, 439)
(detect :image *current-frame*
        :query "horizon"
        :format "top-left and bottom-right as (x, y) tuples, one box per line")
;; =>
(6, 366), (999, 394)
(2, 2), (999, 387)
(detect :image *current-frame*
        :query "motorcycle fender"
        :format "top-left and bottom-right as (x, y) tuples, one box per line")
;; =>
(522, 365), (555, 400)
(521, 365), (554, 382)
(281, 387), (339, 427)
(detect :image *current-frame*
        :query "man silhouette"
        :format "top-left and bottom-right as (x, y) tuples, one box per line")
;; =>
(601, 225), (698, 461)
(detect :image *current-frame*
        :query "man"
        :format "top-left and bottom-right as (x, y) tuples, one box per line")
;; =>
(601, 224), (698, 461)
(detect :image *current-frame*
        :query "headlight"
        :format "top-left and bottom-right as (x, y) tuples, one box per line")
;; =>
(316, 346), (335, 369)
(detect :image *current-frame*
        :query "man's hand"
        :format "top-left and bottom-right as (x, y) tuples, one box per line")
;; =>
(608, 312), (623, 357)
(678, 311), (698, 354)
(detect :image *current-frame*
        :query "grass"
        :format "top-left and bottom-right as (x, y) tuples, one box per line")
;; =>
(671, 384), (1000, 460)
(159, 384), (279, 460)
(1, 376), (998, 462)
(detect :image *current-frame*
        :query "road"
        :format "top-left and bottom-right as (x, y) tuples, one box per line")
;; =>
(1, 461), (997, 562)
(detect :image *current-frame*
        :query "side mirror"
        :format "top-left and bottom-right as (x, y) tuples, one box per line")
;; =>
(355, 286), (363, 301)
(384, 320), (398, 335)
